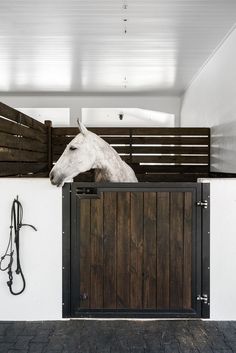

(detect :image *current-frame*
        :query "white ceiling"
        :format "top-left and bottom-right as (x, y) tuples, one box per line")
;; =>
(0, 0), (236, 94)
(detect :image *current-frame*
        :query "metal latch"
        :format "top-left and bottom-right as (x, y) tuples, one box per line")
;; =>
(196, 200), (208, 209)
(76, 187), (97, 195)
(197, 294), (208, 304)
(76, 187), (100, 199)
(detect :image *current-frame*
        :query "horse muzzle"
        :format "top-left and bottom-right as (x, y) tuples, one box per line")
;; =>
(49, 170), (65, 187)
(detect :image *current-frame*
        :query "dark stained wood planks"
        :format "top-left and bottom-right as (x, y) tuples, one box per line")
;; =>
(143, 192), (157, 309)
(53, 144), (209, 156)
(116, 192), (131, 308)
(131, 155), (208, 164)
(132, 165), (209, 173)
(114, 146), (209, 155)
(53, 127), (209, 136)
(0, 132), (47, 153)
(0, 101), (46, 132)
(156, 192), (170, 309)
(131, 127), (209, 136)
(136, 174), (209, 182)
(130, 192), (143, 309)
(103, 192), (117, 308)
(79, 199), (91, 309)
(0, 117), (47, 143)
(53, 135), (209, 146)
(0, 148), (47, 162)
(103, 136), (209, 145)
(0, 102), (50, 177)
(170, 192), (184, 309)
(90, 195), (104, 309)
(0, 104), (211, 180)
(75, 189), (195, 313)
(51, 126), (210, 182)
(0, 162), (48, 176)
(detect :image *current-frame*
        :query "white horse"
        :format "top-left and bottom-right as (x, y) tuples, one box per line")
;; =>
(50, 121), (138, 187)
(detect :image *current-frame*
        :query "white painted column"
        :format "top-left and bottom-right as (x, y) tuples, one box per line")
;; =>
(200, 179), (236, 320)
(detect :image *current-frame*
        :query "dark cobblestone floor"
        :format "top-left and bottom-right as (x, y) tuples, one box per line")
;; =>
(0, 320), (236, 353)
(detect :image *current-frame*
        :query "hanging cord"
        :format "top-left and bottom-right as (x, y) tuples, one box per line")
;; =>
(0, 196), (37, 295)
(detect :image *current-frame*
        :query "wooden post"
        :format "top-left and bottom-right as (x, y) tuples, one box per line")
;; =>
(129, 128), (133, 165)
(45, 120), (52, 176)
(208, 128), (211, 177)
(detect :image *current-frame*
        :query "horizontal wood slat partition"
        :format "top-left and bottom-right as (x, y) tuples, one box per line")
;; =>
(0, 102), (49, 177)
(53, 136), (209, 146)
(52, 127), (210, 182)
(53, 144), (209, 156)
(0, 102), (210, 182)
(0, 132), (47, 153)
(53, 127), (210, 136)
(0, 162), (48, 177)
(0, 102), (46, 133)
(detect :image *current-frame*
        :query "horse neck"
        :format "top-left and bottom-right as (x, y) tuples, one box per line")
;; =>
(93, 138), (123, 180)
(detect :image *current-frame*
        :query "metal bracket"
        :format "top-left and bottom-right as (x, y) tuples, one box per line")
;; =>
(197, 294), (208, 304)
(196, 200), (208, 209)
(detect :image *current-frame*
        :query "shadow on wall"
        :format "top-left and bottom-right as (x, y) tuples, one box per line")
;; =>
(211, 120), (236, 173)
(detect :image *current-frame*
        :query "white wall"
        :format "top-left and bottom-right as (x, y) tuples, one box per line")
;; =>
(17, 108), (70, 126)
(199, 179), (236, 320)
(0, 94), (181, 126)
(181, 28), (236, 173)
(1, 178), (235, 320)
(0, 179), (62, 321)
(82, 108), (175, 127)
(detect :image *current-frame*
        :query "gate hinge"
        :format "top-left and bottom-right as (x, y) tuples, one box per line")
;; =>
(196, 200), (208, 209)
(197, 294), (208, 304)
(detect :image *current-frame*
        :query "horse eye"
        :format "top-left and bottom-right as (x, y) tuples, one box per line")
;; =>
(69, 146), (77, 151)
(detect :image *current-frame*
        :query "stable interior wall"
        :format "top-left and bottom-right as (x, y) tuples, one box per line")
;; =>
(0, 94), (181, 126)
(200, 178), (236, 320)
(0, 179), (62, 321)
(181, 28), (236, 173)
(82, 108), (175, 127)
(0, 178), (236, 320)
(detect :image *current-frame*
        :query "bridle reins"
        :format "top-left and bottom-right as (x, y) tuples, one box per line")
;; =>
(0, 196), (37, 295)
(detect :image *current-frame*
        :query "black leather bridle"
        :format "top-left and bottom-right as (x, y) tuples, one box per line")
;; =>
(0, 196), (37, 295)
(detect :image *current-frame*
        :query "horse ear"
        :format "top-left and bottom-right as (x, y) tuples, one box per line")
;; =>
(77, 119), (88, 135)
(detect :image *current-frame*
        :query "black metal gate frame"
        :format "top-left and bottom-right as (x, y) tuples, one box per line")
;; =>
(62, 182), (210, 319)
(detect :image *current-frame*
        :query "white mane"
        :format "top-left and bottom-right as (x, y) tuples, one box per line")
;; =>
(50, 121), (138, 187)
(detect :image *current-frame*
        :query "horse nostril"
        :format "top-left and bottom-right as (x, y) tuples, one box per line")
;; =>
(50, 171), (54, 181)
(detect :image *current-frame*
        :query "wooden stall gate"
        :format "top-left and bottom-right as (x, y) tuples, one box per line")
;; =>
(62, 182), (210, 318)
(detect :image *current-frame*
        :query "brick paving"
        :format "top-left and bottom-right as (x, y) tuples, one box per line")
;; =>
(0, 320), (236, 353)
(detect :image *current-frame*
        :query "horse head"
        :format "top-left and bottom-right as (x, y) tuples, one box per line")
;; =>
(50, 121), (96, 187)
